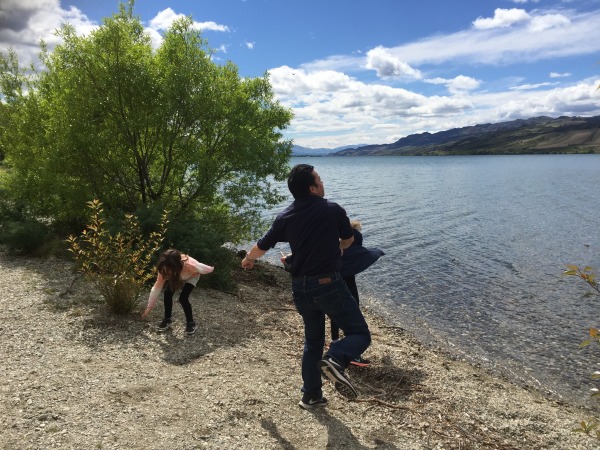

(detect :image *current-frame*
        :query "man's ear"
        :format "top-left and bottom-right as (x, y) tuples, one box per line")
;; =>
(309, 185), (318, 195)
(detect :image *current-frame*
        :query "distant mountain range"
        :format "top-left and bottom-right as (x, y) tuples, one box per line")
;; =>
(291, 144), (364, 156)
(293, 116), (600, 157)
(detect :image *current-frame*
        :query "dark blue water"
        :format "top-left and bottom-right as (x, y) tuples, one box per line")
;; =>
(258, 154), (600, 408)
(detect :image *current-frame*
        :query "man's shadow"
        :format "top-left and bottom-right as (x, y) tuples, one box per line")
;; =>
(260, 418), (296, 450)
(261, 411), (399, 450)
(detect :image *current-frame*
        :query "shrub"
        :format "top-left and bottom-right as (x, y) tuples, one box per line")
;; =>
(0, 197), (57, 256)
(67, 199), (168, 315)
(564, 264), (600, 440)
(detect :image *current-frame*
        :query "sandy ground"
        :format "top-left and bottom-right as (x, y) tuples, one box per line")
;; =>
(1, 250), (599, 449)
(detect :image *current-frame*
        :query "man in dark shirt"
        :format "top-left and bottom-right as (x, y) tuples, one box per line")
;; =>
(241, 164), (371, 410)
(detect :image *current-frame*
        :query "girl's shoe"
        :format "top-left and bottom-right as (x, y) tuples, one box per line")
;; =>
(157, 318), (172, 331)
(185, 321), (197, 335)
(349, 356), (370, 367)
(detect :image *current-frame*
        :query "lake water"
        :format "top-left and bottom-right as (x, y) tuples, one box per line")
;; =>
(257, 154), (600, 409)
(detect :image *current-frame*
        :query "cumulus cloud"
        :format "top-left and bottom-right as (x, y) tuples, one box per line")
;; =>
(149, 8), (229, 32)
(271, 60), (600, 148)
(269, 66), (481, 147)
(425, 75), (481, 95)
(0, 0), (97, 66)
(473, 8), (530, 29)
(365, 46), (422, 80)
(0, 3), (232, 65)
(471, 8), (570, 36)
(491, 80), (600, 120)
(528, 13), (570, 32)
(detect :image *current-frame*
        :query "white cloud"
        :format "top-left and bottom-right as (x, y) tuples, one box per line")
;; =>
(510, 82), (558, 90)
(269, 66), (482, 147)
(528, 13), (570, 32)
(0, 3), (232, 65)
(365, 46), (422, 80)
(0, 0), (98, 67)
(144, 27), (162, 50)
(297, 10), (600, 78)
(366, 10), (600, 67)
(149, 8), (229, 32)
(245, 41), (254, 50)
(272, 62), (600, 148)
(491, 79), (600, 120)
(3, 2), (600, 149)
(473, 8), (530, 29)
(550, 72), (572, 78)
(425, 75), (481, 95)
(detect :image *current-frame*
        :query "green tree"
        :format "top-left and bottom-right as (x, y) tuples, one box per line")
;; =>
(0, 0), (292, 241)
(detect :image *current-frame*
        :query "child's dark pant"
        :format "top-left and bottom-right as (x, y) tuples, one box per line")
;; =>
(163, 283), (195, 323)
(331, 275), (359, 341)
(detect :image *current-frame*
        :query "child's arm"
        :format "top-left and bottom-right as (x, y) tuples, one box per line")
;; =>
(141, 273), (165, 318)
(186, 256), (215, 276)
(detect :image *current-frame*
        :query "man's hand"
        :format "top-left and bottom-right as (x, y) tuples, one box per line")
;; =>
(241, 244), (267, 269)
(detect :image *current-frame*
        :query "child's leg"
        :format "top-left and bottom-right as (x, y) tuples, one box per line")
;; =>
(178, 283), (195, 323)
(343, 276), (360, 305)
(163, 286), (174, 319)
(330, 319), (340, 341)
(331, 276), (359, 342)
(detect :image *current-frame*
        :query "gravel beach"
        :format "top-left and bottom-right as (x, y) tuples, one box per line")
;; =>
(1, 250), (598, 449)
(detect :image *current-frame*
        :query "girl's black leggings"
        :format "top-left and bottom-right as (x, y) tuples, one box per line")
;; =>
(163, 282), (195, 323)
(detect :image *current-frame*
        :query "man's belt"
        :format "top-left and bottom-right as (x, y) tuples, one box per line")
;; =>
(292, 272), (339, 284)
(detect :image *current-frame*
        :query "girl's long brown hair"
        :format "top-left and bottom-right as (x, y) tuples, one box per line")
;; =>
(157, 249), (186, 291)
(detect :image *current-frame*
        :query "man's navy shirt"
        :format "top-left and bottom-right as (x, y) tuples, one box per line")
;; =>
(257, 195), (353, 277)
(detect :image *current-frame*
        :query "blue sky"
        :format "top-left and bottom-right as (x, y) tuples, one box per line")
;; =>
(2, 0), (600, 149)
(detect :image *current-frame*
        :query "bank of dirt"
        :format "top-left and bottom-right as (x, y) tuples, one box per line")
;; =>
(1, 251), (599, 449)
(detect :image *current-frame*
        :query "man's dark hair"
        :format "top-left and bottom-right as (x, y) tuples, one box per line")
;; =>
(287, 164), (315, 199)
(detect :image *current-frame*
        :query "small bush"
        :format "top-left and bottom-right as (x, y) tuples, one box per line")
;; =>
(0, 197), (58, 256)
(68, 199), (168, 315)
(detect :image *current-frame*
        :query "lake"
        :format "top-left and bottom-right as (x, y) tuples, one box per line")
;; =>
(257, 154), (600, 408)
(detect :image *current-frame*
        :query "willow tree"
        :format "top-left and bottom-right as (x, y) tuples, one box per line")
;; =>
(1, 1), (292, 241)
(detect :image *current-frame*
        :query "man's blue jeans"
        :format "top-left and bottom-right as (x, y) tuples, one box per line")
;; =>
(291, 273), (371, 397)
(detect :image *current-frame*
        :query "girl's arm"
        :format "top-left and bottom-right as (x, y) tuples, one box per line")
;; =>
(141, 273), (165, 318)
(185, 256), (215, 276)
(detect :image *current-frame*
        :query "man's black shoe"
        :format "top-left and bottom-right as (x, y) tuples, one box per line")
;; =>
(298, 394), (328, 410)
(319, 357), (358, 399)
